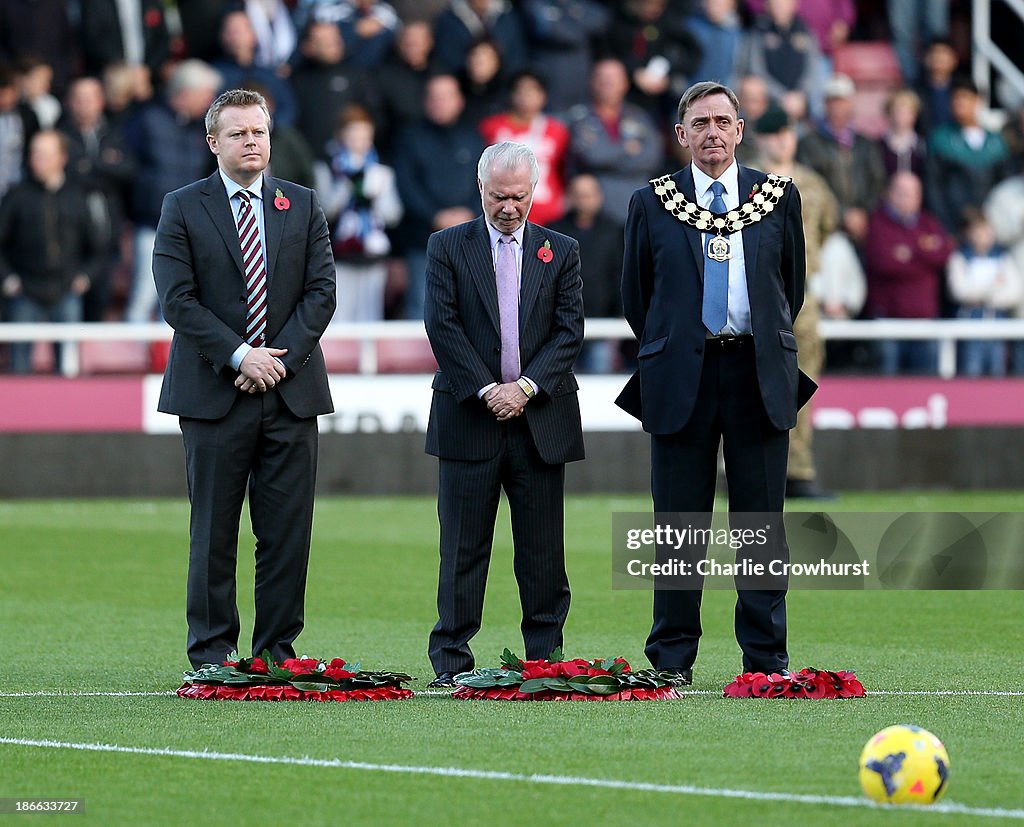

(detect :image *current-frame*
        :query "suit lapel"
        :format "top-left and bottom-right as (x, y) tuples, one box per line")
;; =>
(518, 222), (544, 329)
(678, 167), (705, 278)
(262, 177), (285, 285)
(464, 217), (501, 333)
(737, 165), (762, 293)
(200, 173), (245, 277)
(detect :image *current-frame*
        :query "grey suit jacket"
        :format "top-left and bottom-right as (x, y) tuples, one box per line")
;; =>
(154, 172), (336, 420)
(424, 216), (585, 464)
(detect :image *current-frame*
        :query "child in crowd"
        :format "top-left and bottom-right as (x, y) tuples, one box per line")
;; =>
(317, 105), (402, 322)
(947, 209), (1022, 376)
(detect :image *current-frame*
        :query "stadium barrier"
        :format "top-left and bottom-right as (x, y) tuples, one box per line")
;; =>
(2, 318), (1024, 379)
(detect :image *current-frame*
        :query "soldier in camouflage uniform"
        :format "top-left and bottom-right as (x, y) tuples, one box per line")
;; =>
(755, 106), (838, 499)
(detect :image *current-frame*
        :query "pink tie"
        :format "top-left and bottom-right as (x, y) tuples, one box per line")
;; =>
(236, 190), (267, 346)
(496, 234), (520, 383)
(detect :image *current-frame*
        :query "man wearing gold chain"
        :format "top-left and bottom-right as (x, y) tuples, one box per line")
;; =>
(617, 81), (813, 684)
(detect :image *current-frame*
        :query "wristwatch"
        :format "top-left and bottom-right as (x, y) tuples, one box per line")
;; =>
(516, 377), (536, 399)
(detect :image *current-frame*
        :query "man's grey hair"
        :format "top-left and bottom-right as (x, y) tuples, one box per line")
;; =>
(167, 59), (222, 100)
(477, 141), (540, 186)
(677, 80), (741, 123)
(206, 88), (272, 136)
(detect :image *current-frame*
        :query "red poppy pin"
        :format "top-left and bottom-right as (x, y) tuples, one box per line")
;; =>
(537, 239), (553, 263)
(748, 183), (760, 200)
(274, 187), (290, 211)
(144, 8), (162, 27)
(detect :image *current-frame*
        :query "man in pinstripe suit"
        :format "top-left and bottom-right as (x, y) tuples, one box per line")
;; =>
(423, 142), (585, 686)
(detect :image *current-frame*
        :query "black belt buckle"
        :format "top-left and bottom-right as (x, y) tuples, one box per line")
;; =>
(707, 334), (752, 350)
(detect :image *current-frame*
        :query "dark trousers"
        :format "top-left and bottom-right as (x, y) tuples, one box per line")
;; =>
(429, 418), (570, 674)
(180, 390), (318, 669)
(646, 340), (790, 674)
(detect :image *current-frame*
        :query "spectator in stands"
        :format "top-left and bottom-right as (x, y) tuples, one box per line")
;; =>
(915, 37), (958, 135)
(0, 0), (76, 97)
(242, 0), (298, 69)
(59, 76), (136, 322)
(878, 88), (926, 181)
(812, 229), (866, 321)
(80, 0), (171, 81)
(0, 64), (39, 199)
(101, 62), (153, 129)
(317, 105), (402, 321)
(736, 0), (824, 122)
(603, 0), (701, 123)
(122, 60), (220, 322)
(888, 0), (948, 86)
(926, 76), (1012, 235)
(249, 82), (316, 190)
(480, 70), (568, 226)
(684, 0), (743, 90)
(0, 130), (99, 374)
(518, 0), (609, 115)
(755, 104), (838, 499)
(177, 0), (234, 63)
(433, 0), (528, 77)
(458, 38), (508, 126)
(745, 0), (855, 79)
(550, 173), (622, 373)
(982, 172), (1024, 374)
(393, 74), (482, 318)
(17, 56), (60, 129)
(947, 208), (1022, 376)
(565, 58), (663, 225)
(338, 1), (401, 68)
(864, 170), (954, 375)
(375, 20), (437, 161)
(735, 73), (772, 164)
(213, 10), (299, 130)
(291, 20), (379, 160)
(798, 73), (886, 246)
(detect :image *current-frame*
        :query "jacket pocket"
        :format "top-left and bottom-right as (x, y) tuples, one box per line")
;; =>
(551, 373), (579, 397)
(638, 335), (667, 358)
(431, 370), (454, 393)
(779, 330), (798, 351)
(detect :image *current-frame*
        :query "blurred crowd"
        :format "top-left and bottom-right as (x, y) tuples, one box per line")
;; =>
(1, 0), (1023, 377)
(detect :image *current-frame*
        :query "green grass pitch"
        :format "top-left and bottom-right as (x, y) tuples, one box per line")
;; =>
(2, 493), (1023, 825)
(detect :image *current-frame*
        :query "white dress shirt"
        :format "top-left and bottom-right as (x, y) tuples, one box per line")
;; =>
(691, 161), (751, 335)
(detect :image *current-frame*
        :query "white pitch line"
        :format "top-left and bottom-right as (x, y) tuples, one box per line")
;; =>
(0, 736), (1021, 821)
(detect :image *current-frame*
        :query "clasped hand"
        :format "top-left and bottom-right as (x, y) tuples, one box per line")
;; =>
(485, 382), (529, 421)
(235, 347), (288, 393)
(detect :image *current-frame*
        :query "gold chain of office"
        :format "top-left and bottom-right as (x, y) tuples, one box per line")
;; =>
(649, 173), (792, 262)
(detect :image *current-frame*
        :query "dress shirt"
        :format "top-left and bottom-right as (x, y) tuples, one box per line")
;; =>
(220, 169), (270, 371)
(692, 161), (751, 335)
(477, 219), (538, 398)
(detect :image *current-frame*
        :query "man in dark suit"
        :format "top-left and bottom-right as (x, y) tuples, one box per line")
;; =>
(423, 141), (585, 687)
(619, 81), (811, 684)
(154, 88), (336, 669)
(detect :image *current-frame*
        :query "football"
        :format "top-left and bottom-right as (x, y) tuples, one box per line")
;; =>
(859, 724), (951, 805)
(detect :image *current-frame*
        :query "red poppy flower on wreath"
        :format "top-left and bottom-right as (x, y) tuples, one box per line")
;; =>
(537, 239), (553, 262)
(723, 667), (865, 699)
(274, 187), (290, 211)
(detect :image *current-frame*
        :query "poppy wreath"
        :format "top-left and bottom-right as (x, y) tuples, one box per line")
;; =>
(723, 667), (865, 699)
(177, 651), (414, 702)
(451, 648), (687, 701)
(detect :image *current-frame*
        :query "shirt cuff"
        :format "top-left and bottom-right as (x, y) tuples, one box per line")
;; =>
(230, 343), (252, 371)
(477, 382), (498, 398)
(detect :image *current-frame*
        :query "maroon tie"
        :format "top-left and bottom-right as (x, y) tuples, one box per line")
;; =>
(236, 190), (267, 346)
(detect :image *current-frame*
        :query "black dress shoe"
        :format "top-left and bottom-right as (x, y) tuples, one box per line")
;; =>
(661, 667), (693, 686)
(785, 478), (837, 500)
(426, 672), (458, 688)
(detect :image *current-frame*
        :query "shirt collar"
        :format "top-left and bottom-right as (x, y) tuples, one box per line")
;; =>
(220, 168), (264, 202)
(486, 219), (526, 249)
(691, 161), (739, 202)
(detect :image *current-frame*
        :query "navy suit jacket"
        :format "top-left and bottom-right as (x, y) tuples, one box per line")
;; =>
(618, 164), (812, 433)
(154, 172), (336, 420)
(424, 216), (585, 464)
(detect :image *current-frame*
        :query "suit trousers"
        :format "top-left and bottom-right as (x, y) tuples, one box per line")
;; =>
(645, 340), (790, 674)
(180, 389), (318, 668)
(429, 417), (571, 674)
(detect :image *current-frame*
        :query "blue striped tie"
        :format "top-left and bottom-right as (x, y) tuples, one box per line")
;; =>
(701, 180), (728, 335)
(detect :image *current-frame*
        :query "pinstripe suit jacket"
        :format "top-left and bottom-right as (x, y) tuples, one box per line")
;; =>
(424, 216), (585, 464)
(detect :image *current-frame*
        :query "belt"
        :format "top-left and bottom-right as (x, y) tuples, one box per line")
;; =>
(704, 334), (753, 349)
